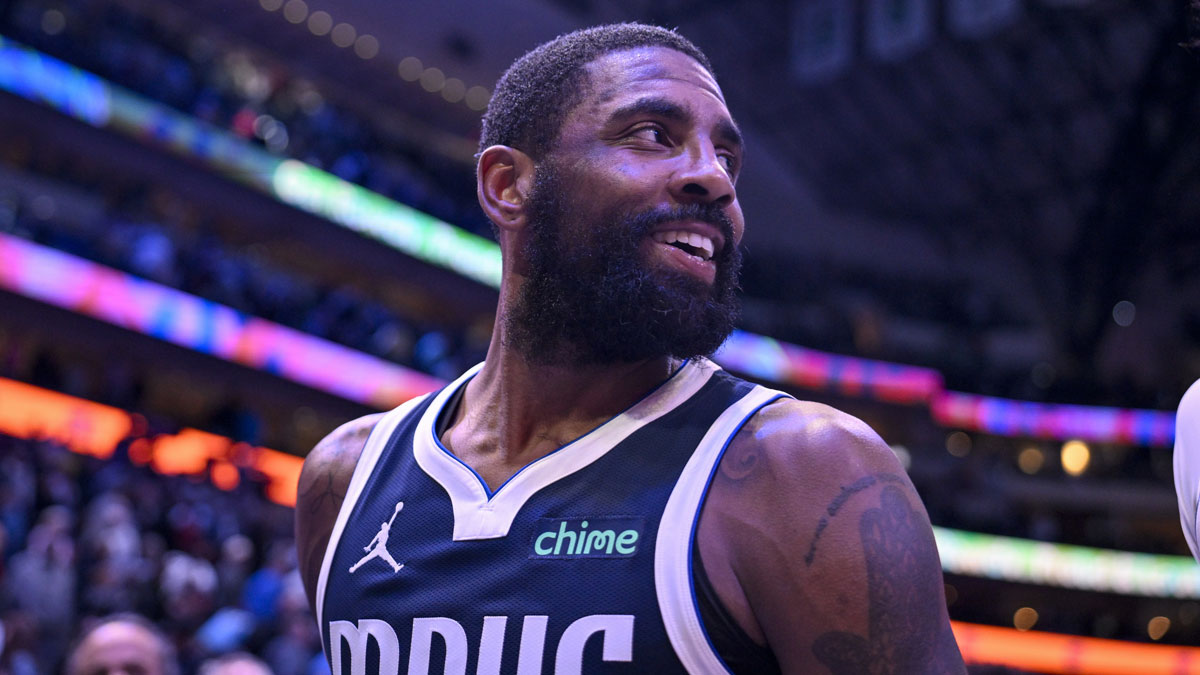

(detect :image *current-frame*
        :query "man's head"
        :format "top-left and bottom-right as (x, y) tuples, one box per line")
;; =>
(480, 23), (714, 160)
(66, 614), (179, 675)
(478, 25), (746, 365)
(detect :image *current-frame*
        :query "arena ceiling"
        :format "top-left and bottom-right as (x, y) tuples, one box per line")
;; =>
(144, 0), (1199, 405)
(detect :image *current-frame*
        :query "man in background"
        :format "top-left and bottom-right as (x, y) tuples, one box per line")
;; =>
(66, 614), (179, 675)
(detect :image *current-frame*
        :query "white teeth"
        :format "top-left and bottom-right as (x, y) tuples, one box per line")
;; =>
(651, 229), (715, 261)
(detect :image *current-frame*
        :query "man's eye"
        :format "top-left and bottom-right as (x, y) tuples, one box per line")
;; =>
(719, 154), (737, 173)
(629, 126), (667, 144)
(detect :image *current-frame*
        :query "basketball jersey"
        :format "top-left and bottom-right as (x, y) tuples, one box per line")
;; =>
(316, 358), (786, 674)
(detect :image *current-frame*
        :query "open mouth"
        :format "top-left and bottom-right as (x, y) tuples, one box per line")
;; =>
(652, 229), (715, 261)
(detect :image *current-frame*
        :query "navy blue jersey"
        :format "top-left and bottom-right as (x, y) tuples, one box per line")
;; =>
(316, 358), (785, 674)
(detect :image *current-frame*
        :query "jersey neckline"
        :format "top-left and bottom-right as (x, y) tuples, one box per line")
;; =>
(413, 358), (718, 541)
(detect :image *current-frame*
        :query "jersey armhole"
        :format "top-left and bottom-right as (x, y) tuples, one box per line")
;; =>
(655, 386), (785, 674)
(315, 394), (429, 649)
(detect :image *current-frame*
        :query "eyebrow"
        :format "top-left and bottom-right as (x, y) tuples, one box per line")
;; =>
(607, 96), (744, 153)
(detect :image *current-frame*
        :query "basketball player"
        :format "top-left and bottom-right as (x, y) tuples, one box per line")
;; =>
(1176, 380), (1200, 561)
(296, 23), (965, 674)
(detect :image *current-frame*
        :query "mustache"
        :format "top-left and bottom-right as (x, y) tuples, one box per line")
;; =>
(624, 204), (737, 259)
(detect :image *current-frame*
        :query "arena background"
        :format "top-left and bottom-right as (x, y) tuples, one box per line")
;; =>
(0, 0), (1198, 672)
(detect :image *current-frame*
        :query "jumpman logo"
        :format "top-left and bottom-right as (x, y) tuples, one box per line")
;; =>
(349, 501), (405, 574)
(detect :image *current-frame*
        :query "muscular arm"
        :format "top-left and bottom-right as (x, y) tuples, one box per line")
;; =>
(697, 399), (965, 674)
(294, 413), (384, 612)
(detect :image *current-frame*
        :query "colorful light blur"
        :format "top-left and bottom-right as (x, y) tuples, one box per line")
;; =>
(0, 36), (1176, 448)
(0, 234), (443, 410)
(2, 375), (1200, 671)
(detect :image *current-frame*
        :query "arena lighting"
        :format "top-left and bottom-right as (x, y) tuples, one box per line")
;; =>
(1013, 607), (1038, 631)
(0, 37), (1178, 446)
(0, 378), (300, 504)
(282, 0), (308, 24)
(0, 35), (503, 288)
(950, 622), (1200, 674)
(930, 388), (1173, 447)
(934, 527), (1200, 600)
(420, 66), (447, 93)
(306, 10), (332, 36)
(2, 371), (1197, 601)
(5, 380), (1200, 673)
(329, 22), (356, 49)
(7, 237), (1195, 600)
(442, 78), (467, 103)
(397, 56), (424, 81)
(1062, 439), (1091, 476)
(465, 85), (492, 111)
(1016, 445), (1045, 474)
(1148, 616), (1171, 641)
(270, 159), (502, 286)
(0, 234), (443, 409)
(353, 34), (380, 60)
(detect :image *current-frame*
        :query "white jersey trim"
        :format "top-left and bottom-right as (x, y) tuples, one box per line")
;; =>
(655, 384), (786, 674)
(415, 359), (719, 541)
(315, 393), (430, 649)
(1175, 379), (1200, 561)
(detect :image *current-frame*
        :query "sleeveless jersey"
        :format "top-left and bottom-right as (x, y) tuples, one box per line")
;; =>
(316, 358), (785, 674)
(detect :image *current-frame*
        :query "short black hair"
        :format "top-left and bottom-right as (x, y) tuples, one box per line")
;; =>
(479, 23), (714, 160)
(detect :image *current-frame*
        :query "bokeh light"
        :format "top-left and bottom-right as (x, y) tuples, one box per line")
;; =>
(946, 431), (971, 457)
(282, 0), (308, 24)
(1147, 616), (1170, 641)
(306, 10), (332, 35)
(398, 56), (423, 81)
(1017, 446), (1044, 474)
(1061, 440), (1090, 476)
(330, 22), (357, 48)
(1013, 607), (1039, 631)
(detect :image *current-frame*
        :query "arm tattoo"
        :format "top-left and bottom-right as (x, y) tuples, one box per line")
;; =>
(812, 485), (956, 673)
(805, 473), (904, 566)
(299, 470), (345, 519)
(718, 436), (762, 482)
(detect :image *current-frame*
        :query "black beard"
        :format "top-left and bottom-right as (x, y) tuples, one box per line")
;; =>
(505, 164), (742, 366)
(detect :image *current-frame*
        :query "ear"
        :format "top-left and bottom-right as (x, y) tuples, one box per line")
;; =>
(477, 145), (536, 233)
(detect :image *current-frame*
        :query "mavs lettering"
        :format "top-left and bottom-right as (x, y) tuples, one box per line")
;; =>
(328, 614), (634, 675)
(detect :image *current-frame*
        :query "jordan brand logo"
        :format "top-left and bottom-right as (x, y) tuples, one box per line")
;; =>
(349, 501), (405, 574)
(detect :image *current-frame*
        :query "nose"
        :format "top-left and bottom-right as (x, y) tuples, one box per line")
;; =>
(668, 141), (736, 209)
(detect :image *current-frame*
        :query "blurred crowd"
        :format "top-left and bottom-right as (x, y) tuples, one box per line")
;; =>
(1, 0), (493, 238)
(0, 432), (325, 675)
(0, 161), (487, 385)
(0, 0), (1181, 411)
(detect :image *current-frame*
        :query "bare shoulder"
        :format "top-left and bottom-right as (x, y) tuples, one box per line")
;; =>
(294, 412), (386, 609)
(733, 397), (901, 482)
(300, 413), (386, 489)
(698, 397), (965, 673)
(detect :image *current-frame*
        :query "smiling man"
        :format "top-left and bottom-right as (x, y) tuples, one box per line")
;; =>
(296, 23), (965, 674)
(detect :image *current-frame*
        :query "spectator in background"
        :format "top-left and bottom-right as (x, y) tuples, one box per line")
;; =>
(1175, 379), (1200, 561)
(66, 614), (180, 675)
(197, 652), (273, 675)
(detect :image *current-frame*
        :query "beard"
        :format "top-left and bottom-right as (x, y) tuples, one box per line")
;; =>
(505, 163), (742, 366)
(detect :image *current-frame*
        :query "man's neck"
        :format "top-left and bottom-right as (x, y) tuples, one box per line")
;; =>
(440, 332), (679, 491)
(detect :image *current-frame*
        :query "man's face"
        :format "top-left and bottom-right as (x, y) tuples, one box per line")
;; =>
(507, 46), (746, 365)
